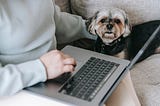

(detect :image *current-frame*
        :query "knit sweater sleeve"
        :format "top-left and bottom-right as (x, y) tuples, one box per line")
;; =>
(53, 2), (96, 44)
(0, 59), (47, 96)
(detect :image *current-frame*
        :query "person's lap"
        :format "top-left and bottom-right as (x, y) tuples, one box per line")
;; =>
(105, 72), (141, 106)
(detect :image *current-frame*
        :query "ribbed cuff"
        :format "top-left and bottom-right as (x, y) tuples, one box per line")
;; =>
(17, 59), (47, 87)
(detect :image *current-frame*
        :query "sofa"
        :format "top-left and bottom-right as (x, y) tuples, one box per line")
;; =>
(55, 0), (160, 106)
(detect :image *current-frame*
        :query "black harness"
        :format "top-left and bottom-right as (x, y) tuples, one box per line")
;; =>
(94, 35), (128, 55)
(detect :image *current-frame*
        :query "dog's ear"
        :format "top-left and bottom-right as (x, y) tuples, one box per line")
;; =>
(85, 18), (92, 30)
(85, 11), (99, 35)
(86, 11), (99, 27)
(123, 14), (131, 37)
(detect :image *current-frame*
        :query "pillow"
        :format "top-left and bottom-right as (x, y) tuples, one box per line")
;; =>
(128, 20), (160, 62)
(70, 0), (160, 25)
(54, 0), (70, 12)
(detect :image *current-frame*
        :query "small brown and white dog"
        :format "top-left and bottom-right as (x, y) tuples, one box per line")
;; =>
(86, 8), (131, 59)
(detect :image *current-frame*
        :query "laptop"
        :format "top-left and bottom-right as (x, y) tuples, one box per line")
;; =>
(26, 25), (160, 106)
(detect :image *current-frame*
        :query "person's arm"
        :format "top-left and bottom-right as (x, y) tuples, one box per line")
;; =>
(0, 49), (76, 96)
(53, 2), (96, 44)
(0, 60), (47, 96)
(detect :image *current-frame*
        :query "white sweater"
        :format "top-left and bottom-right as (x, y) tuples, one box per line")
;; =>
(0, 0), (93, 96)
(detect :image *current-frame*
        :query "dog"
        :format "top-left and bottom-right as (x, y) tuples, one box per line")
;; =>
(86, 8), (131, 59)
(86, 8), (160, 62)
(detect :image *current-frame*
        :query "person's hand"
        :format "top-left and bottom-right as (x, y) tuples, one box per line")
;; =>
(40, 50), (76, 79)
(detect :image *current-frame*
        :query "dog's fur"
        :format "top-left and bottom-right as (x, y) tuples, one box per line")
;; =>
(86, 8), (160, 62)
(86, 8), (131, 59)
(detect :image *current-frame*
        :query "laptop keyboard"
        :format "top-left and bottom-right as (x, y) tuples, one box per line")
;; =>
(59, 57), (119, 101)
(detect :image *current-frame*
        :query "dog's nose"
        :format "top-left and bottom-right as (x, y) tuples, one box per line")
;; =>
(106, 24), (113, 30)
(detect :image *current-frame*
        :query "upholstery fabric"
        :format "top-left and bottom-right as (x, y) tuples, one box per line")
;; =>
(54, 0), (70, 12)
(131, 54), (160, 106)
(70, 0), (160, 25)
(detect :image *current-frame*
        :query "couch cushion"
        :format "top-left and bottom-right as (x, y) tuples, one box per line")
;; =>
(131, 54), (160, 106)
(54, 0), (70, 12)
(70, 0), (160, 25)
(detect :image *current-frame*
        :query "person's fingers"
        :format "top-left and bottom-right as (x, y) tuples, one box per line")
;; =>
(63, 58), (76, 66)
(63, 65), (75, 72)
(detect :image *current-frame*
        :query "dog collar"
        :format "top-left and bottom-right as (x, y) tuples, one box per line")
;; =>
(94, 35), (128, 55)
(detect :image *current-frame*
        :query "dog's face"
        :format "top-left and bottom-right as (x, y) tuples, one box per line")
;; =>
(86, 8), (131, 45)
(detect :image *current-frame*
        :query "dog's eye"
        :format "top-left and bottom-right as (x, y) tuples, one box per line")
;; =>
(114, 19), (121, 24)
(100, 19), (106, 23)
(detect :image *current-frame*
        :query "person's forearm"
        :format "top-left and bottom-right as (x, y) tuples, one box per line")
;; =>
(0, 59), (46, 96)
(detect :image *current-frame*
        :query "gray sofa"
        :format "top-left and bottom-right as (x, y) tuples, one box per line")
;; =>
(55, 0), (160, 106)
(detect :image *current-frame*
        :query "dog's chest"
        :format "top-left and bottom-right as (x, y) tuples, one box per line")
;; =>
(94, 37), (127, 56)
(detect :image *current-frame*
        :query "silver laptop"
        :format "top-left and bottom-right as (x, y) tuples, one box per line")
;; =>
(26, 25), (160, 106)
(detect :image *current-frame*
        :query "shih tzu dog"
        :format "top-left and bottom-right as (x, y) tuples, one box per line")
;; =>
(86, 8), (160, 61)
(86, 8), (131, 59)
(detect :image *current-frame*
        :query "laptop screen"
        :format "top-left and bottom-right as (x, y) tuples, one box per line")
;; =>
(127, 24), (160, 70)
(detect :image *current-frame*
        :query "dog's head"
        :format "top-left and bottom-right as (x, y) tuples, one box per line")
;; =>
(86, 8), (131, 45)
